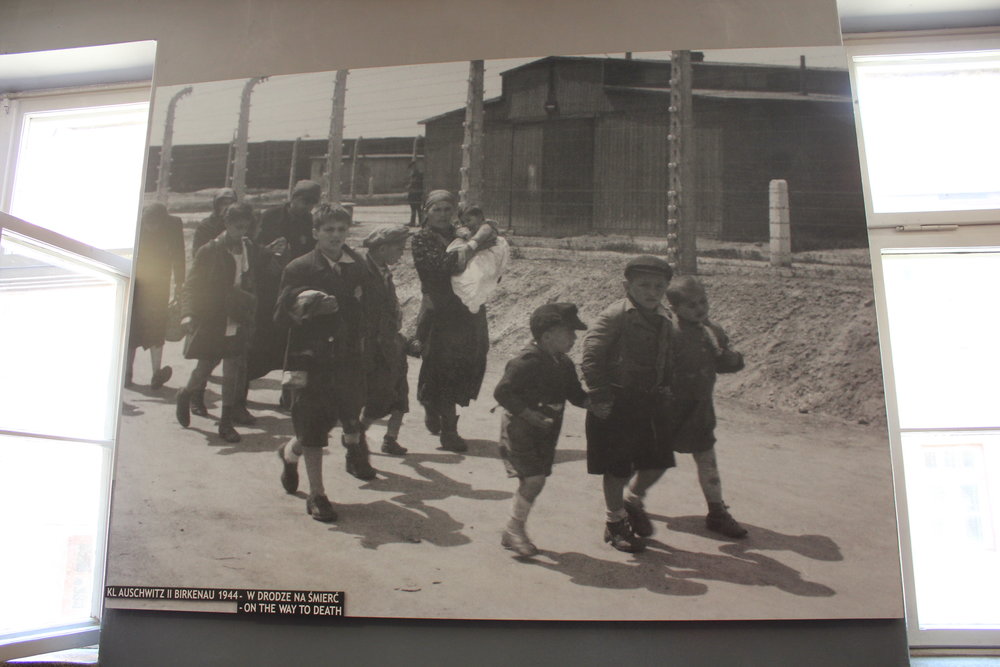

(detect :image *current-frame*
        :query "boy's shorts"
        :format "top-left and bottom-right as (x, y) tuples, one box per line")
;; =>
(585, 392), (675, 477)
(499, 411), (560, 478)
(291, 374), (364, 447)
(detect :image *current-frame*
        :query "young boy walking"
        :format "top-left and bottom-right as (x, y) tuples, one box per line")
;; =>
(274, 204), (375, 523)
(663, 275), (748, 538)
(582, 255), (676, 553)
(360, 224), (412, 455)
(494, 303), (589, 556)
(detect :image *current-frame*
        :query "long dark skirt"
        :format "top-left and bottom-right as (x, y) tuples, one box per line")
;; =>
(417, 304), (488, 408)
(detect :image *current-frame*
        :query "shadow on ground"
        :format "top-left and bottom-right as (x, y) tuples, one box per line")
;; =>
(521, 518), (838, 598)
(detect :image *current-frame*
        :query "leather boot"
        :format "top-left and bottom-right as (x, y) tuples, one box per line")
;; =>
(343, 435), (376, 480)
(439, 415), (467, 452)
(232, 400), (257, 426)
(423, 403), (441, 435)
(218, 407), (241, 443)
(190, 389), (209, 417)
(175, 388), (191, 428)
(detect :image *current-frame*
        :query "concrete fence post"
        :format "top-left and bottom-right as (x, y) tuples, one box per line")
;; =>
(769, 179), (791, 268)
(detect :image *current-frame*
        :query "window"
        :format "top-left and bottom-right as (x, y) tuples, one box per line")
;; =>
(0, 81), (150, 660)
(848, 29), (1000, 649)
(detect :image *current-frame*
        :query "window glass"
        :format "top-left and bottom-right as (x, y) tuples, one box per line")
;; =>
(8, 102), (149, 252)
(900, 430), (1000, 630)
(0, 434), (106, 636)
(880, 249), (1000, 430)
(0, 231), (126, 440)
(853, 50), (1000, 214)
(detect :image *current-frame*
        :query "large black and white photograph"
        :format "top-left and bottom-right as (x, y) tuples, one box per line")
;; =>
(104, 45), (903, 621)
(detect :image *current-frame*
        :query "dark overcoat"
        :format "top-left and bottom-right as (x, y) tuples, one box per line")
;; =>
(275, 246), (367, 391)
(361, 251), (408, 419)
(129, 214), (184, 350)
(248, 203), (316, 379)
(182, 237), (261, 360)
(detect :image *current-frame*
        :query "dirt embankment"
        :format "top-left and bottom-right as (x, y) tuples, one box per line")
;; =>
(390, 246), (886, 427)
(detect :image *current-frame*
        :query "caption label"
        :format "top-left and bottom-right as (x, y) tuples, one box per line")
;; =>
(105, 586), (345, 617)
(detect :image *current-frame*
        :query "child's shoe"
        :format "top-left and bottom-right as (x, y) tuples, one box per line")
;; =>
(623, 499), (654, 537)
(381, 436), (407, 456)
(344, 436), (377, 480)
(190, 389), (209, 417)
(277, 447), (298, 494)
(218, 407), (241, 443)
(232, 402), (257, 426)
(502, 526), (539, 557)
(150, 365), (172, 389)
(423, 405), (441, 435)
(175, 388), (191, 428)
(439, 416), (467, 452)
(706, 502), (748, 539)
(604, 518), (644, 553)
(306, 493), (337, 522)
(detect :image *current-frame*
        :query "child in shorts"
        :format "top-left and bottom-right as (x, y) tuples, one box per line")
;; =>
(582, 255), (676, 553)
(663, 275), (748, 538)
(494, 303), (589, 557)
(274, 204), (374, 523)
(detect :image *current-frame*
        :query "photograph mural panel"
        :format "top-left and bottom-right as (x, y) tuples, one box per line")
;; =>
(105, 45), (903, 621)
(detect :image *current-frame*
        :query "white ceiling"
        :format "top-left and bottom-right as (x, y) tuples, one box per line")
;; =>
(838, 0), (1000, 33)
(0, 42), (155, 94)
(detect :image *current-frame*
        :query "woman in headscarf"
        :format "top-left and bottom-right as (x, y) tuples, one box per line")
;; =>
(126, 202), (185, 389)
(409, 189), (494, 451)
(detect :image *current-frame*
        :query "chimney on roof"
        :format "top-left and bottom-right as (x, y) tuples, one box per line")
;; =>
(799, 55), (808, 95)
(625, 52), (632, 60)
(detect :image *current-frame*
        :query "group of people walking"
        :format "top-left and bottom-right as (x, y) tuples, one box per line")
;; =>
(127, 181), (749, 556)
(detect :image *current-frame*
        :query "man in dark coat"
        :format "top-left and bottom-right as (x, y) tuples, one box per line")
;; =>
(175, 203), (262, 443)
(360, 224), (411, 455)
(274, 204), (374, 523)
(248, 180), (323, 385)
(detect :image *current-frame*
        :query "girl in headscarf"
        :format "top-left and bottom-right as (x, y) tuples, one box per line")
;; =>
(409, 190), (494, 451)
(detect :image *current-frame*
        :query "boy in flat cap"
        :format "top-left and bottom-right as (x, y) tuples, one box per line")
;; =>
(493, 302), (590, 556)
(581, 255), (676, 553)
(360, 224), (412, 455)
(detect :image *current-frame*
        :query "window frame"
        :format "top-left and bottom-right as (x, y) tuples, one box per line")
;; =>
(0, 83), (151, 661)
(845, 28), (1000, 649)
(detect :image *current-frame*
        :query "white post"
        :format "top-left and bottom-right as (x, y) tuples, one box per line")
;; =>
(769, 179), (791, 267)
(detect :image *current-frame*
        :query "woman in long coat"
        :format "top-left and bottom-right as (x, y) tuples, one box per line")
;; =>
(126, 202), (185, 389)
(410, 189), (493, 451)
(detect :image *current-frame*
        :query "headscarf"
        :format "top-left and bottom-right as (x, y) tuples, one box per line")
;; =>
(423, 189), (457, 212)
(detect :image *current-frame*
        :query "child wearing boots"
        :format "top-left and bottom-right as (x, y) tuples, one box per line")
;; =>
(494, 303), (589, 556)
(581, 255), (676, 553)
(663, 275), (748, 538)
(273, 204), (375, 523)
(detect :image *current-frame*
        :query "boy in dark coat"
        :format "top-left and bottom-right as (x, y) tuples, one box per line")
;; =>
(493, 303), (589, 557)
(176, 203), (260, 443)
(581, 255), (675, 553)
(360, 224), (411, 455)
(274, 204), (374, 523)
(664, 275), (748, 538)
